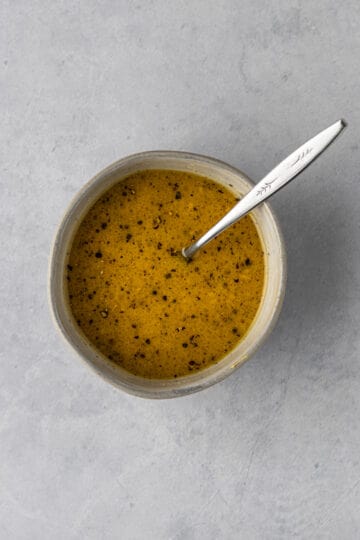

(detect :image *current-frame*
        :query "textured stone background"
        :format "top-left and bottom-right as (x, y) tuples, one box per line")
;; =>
(1, 1), (360, 539)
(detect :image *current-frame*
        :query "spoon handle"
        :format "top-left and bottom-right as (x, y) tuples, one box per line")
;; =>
(182, 119), (346, 259)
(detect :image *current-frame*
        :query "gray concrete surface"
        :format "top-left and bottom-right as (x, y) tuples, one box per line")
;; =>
(1, 1), (360, 538)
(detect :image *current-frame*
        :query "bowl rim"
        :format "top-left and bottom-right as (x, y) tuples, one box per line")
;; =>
(48, 150), (287, 398)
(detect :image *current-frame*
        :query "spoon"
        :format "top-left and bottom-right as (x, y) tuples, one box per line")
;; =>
(182, 119), (346, 259)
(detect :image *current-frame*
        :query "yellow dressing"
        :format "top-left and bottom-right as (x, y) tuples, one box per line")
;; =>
(67, 169), (265, 379)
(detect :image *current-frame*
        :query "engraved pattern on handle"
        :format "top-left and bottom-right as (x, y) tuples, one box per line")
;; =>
(256, 147), (314, 198)
(256, 177), (278, 197)
(290, 147), (313, 167)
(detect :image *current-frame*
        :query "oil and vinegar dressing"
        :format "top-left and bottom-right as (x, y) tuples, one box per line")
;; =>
(67, 170), (265, 379)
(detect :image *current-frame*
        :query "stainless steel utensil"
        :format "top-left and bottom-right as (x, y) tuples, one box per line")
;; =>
(182, 120), (346, 259)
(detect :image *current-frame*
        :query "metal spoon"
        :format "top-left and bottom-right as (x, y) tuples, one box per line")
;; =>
(182, 119), (346, 259)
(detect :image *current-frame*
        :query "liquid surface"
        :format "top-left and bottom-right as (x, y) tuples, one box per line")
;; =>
(67, 170), (265, 379)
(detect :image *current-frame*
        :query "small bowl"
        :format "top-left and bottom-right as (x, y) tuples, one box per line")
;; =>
(49, 151), (286, 398)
